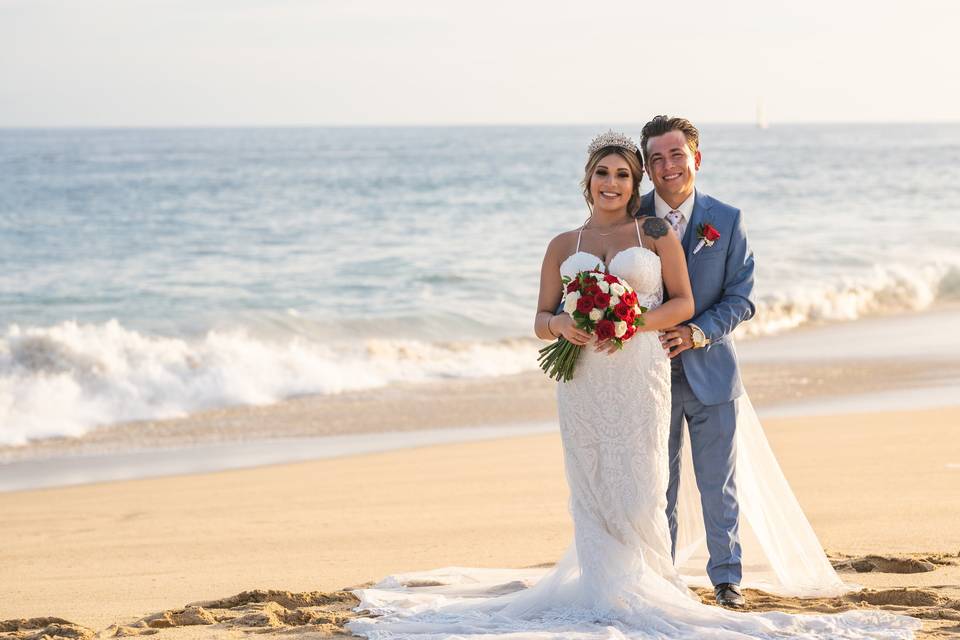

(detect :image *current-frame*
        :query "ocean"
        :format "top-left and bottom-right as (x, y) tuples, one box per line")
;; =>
(2, 124), (959, 445)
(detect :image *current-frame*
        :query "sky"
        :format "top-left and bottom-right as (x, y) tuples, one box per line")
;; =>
(1, 0), (957, 126)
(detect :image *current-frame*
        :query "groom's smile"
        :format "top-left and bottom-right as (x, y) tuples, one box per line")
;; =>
(644, 130), (701, 209)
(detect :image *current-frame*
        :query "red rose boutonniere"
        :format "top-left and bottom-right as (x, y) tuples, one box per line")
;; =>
(694, 222), (721, 255)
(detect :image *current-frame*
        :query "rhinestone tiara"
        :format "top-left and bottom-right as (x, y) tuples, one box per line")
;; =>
(587, 130), (638, 156)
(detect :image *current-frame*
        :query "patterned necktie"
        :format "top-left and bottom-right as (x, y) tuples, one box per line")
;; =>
(665, 209), (684, 237)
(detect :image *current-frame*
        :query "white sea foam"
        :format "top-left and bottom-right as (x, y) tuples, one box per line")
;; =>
(1, 262), (957, 446)
(742, 262), (959, 337)
(0, 320), (540, 446)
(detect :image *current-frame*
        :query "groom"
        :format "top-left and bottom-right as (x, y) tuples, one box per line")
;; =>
(637, 116), (756, 608)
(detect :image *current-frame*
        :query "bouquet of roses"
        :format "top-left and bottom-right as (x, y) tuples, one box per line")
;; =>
(538, 267), (647, 382)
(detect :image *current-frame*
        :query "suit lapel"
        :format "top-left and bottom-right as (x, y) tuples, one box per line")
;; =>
(637, 191), (655, 218)
(684, 190), (707, 261)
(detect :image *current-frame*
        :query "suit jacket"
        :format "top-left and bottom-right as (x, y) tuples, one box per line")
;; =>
(637, 189), (756, 406)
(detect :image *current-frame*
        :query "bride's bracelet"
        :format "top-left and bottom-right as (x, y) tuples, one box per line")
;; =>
(546, 314), (559, 339)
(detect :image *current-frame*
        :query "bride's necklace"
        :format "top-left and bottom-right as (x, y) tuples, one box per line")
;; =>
(583, 216), (631, 236)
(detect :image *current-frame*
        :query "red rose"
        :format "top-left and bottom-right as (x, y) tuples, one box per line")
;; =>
(581, 275), (597, 285)
(624, 325), (637, 339)
(620, 291), (638, 307)
(703, 224), (721, 242)
(594, 292), (611, 308)
(595, 319), (615, 341)
(585, 283), (602, 297)
(614, 302), (631, 320)
(603, 274), (620, 284)
(624, 308), (636, 324)
(576, 295), (595, 314)
(566, 280), (580, 294)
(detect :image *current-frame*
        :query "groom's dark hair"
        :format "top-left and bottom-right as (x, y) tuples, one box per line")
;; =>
(640, 116), (700, 162)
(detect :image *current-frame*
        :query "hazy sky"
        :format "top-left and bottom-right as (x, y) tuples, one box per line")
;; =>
(2, 0), (957, 126)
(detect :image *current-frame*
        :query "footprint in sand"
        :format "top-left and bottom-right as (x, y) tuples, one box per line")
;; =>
(0, 590), (361, 640)
(0, 618), (97, 640)
(831, 553), (960, 574)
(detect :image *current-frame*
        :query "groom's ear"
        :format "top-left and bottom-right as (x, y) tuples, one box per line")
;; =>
(694, 150), (702, 171)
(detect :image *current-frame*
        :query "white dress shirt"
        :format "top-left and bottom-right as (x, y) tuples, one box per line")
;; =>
(653, 190), (709, 345)
(653, 191), (695, 241)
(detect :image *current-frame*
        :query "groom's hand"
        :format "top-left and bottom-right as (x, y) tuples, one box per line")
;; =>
(659, 325), (693, 359)
(594, 336), (620, 355)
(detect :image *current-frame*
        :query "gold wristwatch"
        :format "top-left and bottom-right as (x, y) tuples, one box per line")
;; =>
(689, 323), (710, 349)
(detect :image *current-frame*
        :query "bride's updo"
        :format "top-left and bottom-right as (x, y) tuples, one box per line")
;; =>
(581, 131), (644, 216)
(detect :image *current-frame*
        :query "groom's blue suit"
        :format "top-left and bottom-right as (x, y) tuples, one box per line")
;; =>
(637, 189), (756, 587)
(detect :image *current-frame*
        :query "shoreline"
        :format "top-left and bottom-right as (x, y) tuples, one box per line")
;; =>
(1, 355), (958, 476)
(3, 306), (960, 490)
(0, 422), (556, 493)
(2, 354), (958, 470)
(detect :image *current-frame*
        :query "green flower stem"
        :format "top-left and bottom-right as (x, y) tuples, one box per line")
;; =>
(549, 342), (571, 381)
(548, 343), (568, 378)
(556, 341), (580, 381)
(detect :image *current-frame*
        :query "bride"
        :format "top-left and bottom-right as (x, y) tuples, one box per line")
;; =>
(347, 132), (919, 639)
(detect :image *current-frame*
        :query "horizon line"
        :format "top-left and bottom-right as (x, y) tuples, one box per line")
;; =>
(2, 119), (960, 130)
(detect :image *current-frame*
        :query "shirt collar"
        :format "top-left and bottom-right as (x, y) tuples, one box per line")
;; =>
(653, 190), (695, 220)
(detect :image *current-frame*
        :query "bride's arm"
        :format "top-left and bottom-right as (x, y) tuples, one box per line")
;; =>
(638, 219), (694, 331)
(534, 235), (592, 344)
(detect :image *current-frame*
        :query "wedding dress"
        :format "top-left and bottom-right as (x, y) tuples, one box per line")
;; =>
(348, 220), (919, 639)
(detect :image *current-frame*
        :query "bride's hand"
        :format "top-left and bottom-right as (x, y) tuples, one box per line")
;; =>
(553, 314), (592, 346)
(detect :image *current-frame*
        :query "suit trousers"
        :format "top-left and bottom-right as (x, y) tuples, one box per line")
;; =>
(665, 363), (743, 586)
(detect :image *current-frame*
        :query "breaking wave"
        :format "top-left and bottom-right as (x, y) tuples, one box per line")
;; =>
(2, 262), (957, 445)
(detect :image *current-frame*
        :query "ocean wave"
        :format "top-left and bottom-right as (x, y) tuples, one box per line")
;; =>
(0, 320), (541, 446)
(741, 262), (959, 337)
(2, 262), (957, 446)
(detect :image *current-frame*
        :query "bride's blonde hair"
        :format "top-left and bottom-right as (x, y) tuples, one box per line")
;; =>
(581, 147), (644, 216)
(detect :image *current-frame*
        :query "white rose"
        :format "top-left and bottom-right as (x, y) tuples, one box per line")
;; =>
(610, 283), (626, 296)
(589, 307), (603, 322)
(614, 321), (627, 338)
(563, 291), (580, 315)
(610, 295), (620, 306)
(597, 281), (610, 294)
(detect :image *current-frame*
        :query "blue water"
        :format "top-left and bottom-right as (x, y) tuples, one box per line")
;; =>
(2, 124), (959, 444)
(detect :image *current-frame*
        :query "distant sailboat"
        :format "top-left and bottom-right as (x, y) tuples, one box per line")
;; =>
(756, 98), (769, 129)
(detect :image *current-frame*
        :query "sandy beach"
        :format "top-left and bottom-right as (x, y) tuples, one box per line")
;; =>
(2, 402), (959, 638)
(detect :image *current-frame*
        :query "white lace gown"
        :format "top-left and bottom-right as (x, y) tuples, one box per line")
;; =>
(348, 243), (919, 639)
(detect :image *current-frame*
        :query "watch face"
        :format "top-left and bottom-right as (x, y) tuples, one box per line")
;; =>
(692, 328), (704, 347)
